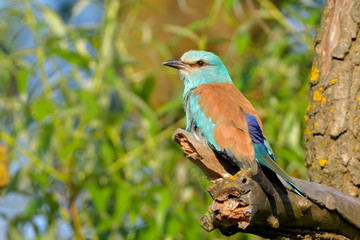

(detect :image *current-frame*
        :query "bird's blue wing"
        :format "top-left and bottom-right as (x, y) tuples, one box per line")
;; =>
(244, 112), (306, 197)
(244, 112), (275, 161)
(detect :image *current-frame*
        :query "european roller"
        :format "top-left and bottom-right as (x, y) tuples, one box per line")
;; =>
(163, 50), (306, 197)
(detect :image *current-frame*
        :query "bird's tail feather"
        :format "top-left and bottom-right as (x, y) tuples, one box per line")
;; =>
(283, 178), (306, 197)
(251, 167), (278, 196)
(257, 156), (307, 198)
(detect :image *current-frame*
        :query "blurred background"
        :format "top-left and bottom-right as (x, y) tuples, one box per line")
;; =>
(0, 0), (325, 239)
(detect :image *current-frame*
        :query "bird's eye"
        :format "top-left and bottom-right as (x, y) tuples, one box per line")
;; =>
(197, 60), (204, 66)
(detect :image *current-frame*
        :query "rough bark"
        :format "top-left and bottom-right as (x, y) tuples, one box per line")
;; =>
(305, 0), (360, 197)
(173, 129), (360, 240)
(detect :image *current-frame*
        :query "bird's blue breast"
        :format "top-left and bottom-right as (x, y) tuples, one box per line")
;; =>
(183, 89), (220, 151)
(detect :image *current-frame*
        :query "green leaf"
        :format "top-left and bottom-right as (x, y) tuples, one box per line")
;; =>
(163, 24), (200, 43)
(17, 68), (30, 94)
(136, 75), (154, 101)
(236, 33), (251, 55)
(41, 7), (66, 37)
(52, 48), (91, 69)
(31, 98), (53, 121)
(79, 92), (99, 120)
(87, 182), (112, 216)
(100, 141), (115, 165)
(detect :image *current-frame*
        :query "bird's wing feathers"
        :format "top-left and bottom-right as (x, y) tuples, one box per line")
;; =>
(193, 83), (273, 162)
(191, 83), (306, 197)
(193, 83), (256, 164)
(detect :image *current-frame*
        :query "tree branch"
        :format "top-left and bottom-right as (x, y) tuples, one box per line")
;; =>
(173, 128), (360, 240)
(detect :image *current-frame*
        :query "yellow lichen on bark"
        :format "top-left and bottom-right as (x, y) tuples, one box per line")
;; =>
(306, 103), (311, 111)
(319, 158), (328, 167)
(313, 90), (326, 104)
(305, 122), (312, 136)
(310, 65), (319, 82)
(314, 121), (319, 130)
(229, 174), (238, 180)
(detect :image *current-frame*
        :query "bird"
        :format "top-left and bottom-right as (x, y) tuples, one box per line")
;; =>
(163, 50), (306, 197)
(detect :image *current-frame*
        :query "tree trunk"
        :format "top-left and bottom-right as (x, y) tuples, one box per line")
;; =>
(305, 0), (360, 197)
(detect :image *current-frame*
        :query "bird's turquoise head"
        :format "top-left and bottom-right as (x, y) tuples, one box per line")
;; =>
(163, 50), (232, 94)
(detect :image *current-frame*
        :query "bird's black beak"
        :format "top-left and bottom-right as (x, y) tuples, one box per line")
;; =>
(162, 59), (187, 69)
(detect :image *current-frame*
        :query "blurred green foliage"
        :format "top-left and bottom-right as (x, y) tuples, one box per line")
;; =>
(0, 0), (324, 239)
